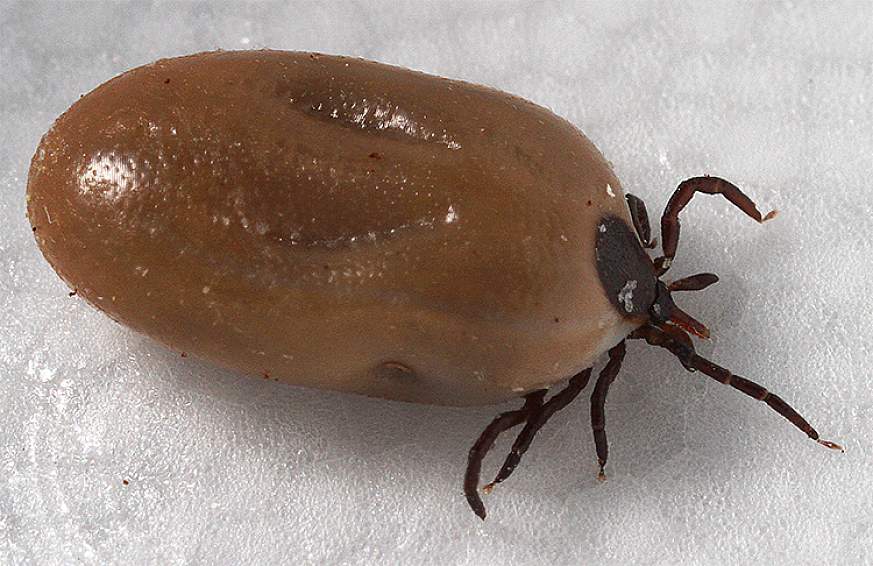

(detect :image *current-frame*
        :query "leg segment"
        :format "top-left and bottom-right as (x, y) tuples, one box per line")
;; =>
(590, 341), (628, 480)
(668, 273), (719, 292)
(655, 176), (777, 275)
(464, 390), (546, 520)
(631, 325), (843, 451)
(626, 193), (655, 248)
(483, 368), (594, 492)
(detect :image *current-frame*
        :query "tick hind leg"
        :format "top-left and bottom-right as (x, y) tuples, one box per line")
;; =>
(465, 369), (592, 520)
(483, 368), (594, 492)
(464, 390), (546, 520)
(631, 324), (843, 451)
(655, 177), (777, 275)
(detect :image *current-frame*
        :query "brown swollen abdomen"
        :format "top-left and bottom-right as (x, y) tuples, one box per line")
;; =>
(27, 50), (638, 406)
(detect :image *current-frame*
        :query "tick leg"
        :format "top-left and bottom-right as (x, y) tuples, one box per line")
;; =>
(483, 368), (593, 492)
(668, 273), (719, 292)
(590, 341), (627, 480)
(631, 325), (843, 451)
(464, 390), (545, 520)
(655, 177), (777, 275)
(625, 193), (655, 249)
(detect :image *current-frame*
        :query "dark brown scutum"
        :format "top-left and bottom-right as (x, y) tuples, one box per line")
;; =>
(595, 215), (658, 319)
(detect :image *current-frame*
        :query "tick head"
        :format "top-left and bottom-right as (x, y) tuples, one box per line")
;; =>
(595, 214), (716, 338)
(648, 278), (713, 339)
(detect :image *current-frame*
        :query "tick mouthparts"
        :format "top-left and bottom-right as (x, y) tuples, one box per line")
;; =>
(668, 306), (710, 339)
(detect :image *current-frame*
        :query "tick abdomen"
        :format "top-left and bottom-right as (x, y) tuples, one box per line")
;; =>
(28, 50), (638, 405)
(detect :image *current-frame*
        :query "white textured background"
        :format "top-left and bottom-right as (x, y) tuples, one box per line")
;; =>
(2, 2), (871, 564)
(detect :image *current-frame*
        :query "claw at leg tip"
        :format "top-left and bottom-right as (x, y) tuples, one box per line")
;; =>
(467, 497), (487, 521)
(482, 483), (495, 494)
(817, 439), (844, 452)
(763, 210), (778, 222)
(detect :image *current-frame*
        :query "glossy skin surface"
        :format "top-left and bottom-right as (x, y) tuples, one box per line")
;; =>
(27, 50), (641, 405)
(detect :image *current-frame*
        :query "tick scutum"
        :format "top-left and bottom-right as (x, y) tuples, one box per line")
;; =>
(594, 215), (657, 321)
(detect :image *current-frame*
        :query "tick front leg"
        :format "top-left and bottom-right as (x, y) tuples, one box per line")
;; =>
(625, 193), (655, 249)
(590, 341), (627, 480)
(655, 177), (777, 275)
(632, 325), (843, 451)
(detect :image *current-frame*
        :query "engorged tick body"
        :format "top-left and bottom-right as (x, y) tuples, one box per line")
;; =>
(26, 50), (841, 521)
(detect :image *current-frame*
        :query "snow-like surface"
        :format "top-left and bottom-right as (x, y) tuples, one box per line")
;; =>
(2, 2), (871, 564)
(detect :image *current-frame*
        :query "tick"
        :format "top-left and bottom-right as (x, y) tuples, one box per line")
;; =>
(26, 50), (841, 520)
